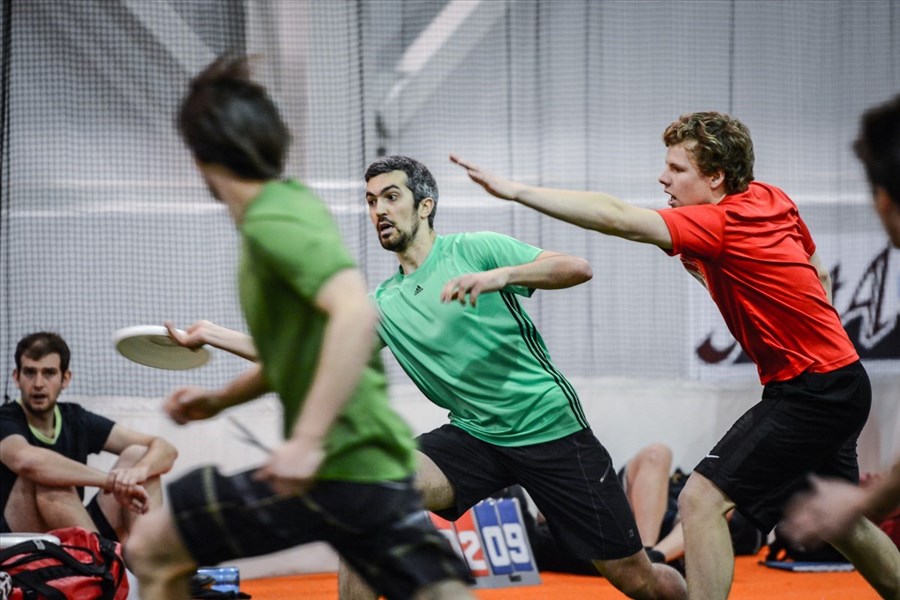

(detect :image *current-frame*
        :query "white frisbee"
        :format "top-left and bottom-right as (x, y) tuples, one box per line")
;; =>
(113, 325), (211, 370)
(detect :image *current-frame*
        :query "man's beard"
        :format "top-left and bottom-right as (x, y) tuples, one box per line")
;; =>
(380, 218), (419, 252)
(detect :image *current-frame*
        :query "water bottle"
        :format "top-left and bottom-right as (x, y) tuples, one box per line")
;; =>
(195, 566), (240, 594)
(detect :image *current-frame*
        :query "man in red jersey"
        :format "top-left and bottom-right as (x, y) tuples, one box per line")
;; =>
(782, 95), (900, 553)
(451, 111), (900, 600)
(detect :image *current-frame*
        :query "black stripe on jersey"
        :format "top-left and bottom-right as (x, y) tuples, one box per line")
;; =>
(500, 291), (588, 428)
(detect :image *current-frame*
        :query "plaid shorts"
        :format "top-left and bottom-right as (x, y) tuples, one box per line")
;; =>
(168, 466), (472, 599)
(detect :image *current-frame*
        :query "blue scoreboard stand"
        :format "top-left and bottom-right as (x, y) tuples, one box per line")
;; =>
(429, 497), (542, 589)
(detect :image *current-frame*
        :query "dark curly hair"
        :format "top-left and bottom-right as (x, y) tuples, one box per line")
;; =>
(663, 112), (755, 195)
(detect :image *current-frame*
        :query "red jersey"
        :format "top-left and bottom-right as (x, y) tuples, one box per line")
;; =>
(657, 181), (858, 384)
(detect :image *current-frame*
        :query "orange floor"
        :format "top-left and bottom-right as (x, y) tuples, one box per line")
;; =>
(240, 551), (881, 599)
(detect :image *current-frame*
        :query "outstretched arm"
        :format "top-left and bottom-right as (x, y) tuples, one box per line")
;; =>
(450, 154), (672, 249)
(165, 320), (258, 361)
(441, 250), (592, 306)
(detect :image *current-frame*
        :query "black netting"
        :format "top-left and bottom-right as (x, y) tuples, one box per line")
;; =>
(2, 0), (898, 400)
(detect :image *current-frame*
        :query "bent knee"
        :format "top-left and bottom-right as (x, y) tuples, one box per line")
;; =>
(33, 481), (79, 498)
(34, 484), (82, 511)
(677, 473), (732, 518)
(124, 515), (160, 572)
(640, 443), (674, 468)
(125, 509), (188, 575)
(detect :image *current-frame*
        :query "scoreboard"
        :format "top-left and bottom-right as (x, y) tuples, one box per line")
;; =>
(429, 497), (542, 589)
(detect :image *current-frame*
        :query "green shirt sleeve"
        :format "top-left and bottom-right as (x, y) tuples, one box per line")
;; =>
(453, 231), (543, 296)
(242, 201), (356, 302)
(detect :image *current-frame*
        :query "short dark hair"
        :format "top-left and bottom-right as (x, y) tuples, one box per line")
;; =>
(663, 111), (755, 195)
(178, 53), (290, 180)
(364, 155), (438, 228)
(854, 93), (900, 206)
(15, 332), (71, 372)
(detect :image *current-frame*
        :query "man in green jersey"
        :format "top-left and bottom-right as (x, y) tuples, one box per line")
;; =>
(342, 155), (687, 600)
(124, 56), (472, 600)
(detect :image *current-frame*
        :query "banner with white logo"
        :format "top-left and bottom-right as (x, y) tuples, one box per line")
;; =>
(689, 240), (900, 380)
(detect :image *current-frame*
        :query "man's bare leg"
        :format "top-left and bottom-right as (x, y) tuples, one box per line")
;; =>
(654, 521), (685, 563)
(828, 516), (900, 598)
(594, 549), (687, 600)
(125, 507), (196, 600)
(5, 477), (97, 533)
(338, 562), (377, 600)
(678, 473), (734, 600)
(625, 444), (674, 547)
(96, 444), (163, 543)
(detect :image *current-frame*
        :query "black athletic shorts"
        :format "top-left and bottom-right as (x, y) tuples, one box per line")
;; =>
(694, 360), (871, 533)
(417, 425), (642, 561)
(168, 466), (472, 599)
(86, 493), (119, 542)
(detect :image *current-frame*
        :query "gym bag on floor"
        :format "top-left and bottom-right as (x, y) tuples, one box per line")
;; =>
(0, 526), (128, 600)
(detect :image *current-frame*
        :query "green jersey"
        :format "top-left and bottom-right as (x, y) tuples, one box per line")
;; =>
(239, 179), (416, 482)
(373, 232), (589, 446)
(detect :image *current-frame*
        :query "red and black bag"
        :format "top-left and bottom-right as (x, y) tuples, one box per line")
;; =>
(0, 526), (128, 600)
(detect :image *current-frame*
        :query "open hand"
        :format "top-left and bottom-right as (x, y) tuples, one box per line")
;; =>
(163, 386), (222, 424)
(449, 154), (521, 201)
(441, 269), (509, 306)
(254, 436), (325, 496)
(107, 465), (150, 496)
(781, 476), (868, 547)
(105, 478), (151, 515)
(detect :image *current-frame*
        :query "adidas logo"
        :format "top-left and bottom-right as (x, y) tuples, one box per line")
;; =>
(414, 285), (424, 295)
